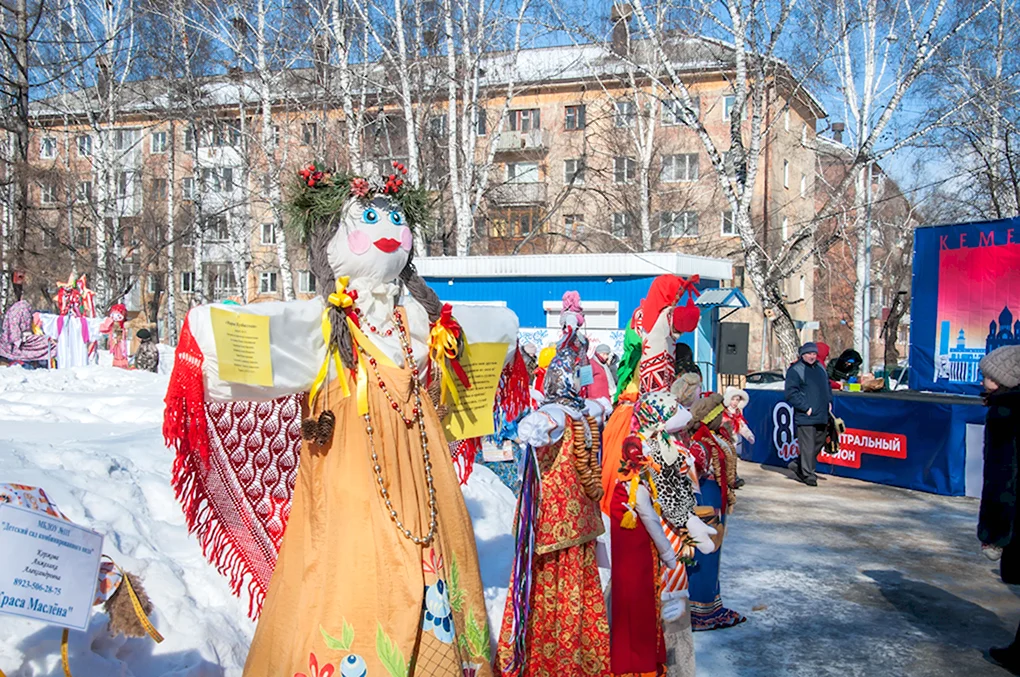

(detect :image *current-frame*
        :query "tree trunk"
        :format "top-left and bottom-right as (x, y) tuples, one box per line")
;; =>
(166, 120), (178, 344)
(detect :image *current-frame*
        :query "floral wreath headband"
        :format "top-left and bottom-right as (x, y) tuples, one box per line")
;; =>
(286, 160), (431, 242)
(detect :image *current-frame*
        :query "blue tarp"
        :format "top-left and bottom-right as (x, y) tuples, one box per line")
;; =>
(909, 218), (1020, 395)
(743, 388), (984, 496)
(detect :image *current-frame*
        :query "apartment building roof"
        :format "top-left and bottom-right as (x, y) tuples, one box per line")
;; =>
(416, 251), (733, 281)
(31, 36), (826, 121)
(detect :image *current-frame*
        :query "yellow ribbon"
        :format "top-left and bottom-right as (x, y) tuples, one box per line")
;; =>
(309, 278), (355, 406)
(428, 320), (463, 406)
(346, 317), (397, 417)
(62, 629), (71, 677)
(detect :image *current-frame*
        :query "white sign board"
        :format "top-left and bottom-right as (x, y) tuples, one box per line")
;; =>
(0, 503), (103, 631)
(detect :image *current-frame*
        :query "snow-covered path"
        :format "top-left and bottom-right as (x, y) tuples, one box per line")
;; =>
(0, 367), (515, 677)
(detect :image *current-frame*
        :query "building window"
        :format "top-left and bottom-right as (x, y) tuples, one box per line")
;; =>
(509, 109), (540, 132)
(184, 127), (196, 151)
(614, 156), (636, 184)
(800, 173), (807, 197)
(615, 101), (636, 128)
(298, 270), (316, 293)
(151, 131), (168, 154)
(260, 271), (279, 294)
(564, 214), (585, 237)
(77, 135), (92, 157)
(661, 154), (699, 182)
(261, 223), (277, 245)
(507, 161), (539, 184)
(221, 167), (234, 192)
(302, 122), (318, 146)
(182, 177), (195, 200)
(152, 178), (167, 200)
(76, 181), (93, 202)
(44, 229), (58, 247)
(205, 215), (230, 242)
(181, 271), (196, 293)
(428, 114), (448, 138)
(210, 265), (237, 296)
(660, 211), (699, 239)
(116, 171), (133, 198)
(733, 265), (745, 289)
(564, 158), (585, 185)
(781, 215), (789, 240)
(475, 108), (487, 136)
(612, 212), (631, 238)
(662, 97), (699, 126)
(76, 226), (92, 247)
(723, 95), (737, 121)
(210, 121), (241, 147)
(783, 160), (790, 189)
(114, 128), (139, 151)
(40, 182), (56, 205)
(565, 104), (586, 131)
(721, 211), (737, 236)
(784, 109), (790, 132)
(40, 137), (57, 160)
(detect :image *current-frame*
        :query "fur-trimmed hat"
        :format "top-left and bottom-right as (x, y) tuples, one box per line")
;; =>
(689, 392), (724, 430)
(981, 345), (1020, 389)
(724, 386), (750, 410)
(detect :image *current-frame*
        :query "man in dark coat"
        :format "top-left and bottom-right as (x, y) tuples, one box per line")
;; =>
(977, 345), (1020, 673)
(784, 341), (833, 487)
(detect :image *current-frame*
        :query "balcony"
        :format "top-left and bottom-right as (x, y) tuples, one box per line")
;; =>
(489, 182), (548, 206)
(493, 129), (550, 154)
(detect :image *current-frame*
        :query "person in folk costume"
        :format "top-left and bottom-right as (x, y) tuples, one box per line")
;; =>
(686, 394), (746, 631)
(497, 295), (610, 677)
(609, 432), (678, 677)
(100, 303), (130, 369)
(0, 300), (52, 367)
(164, 163), (520, 677)
(722, 386), (755, 463)
(609, 391), (718, 677)
(38, 274), (102, 368)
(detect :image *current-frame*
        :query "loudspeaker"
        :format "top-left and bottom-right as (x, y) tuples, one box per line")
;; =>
(717, 322), (749, 375)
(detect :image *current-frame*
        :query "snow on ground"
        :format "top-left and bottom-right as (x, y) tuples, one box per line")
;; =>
(0, 366), (515, 677)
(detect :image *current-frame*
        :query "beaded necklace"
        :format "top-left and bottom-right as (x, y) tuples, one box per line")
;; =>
(360, 308), (438, 546)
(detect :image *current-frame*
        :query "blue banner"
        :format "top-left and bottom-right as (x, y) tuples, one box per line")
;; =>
(909, 218), (1020, 395)
(742, 389), (984, 496)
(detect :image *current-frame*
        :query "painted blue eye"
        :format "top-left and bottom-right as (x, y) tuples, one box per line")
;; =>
(362, 208), (378, 223)
(389, 211), (403, 225)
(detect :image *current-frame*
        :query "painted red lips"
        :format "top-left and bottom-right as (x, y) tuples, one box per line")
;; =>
(373, 238), (401, 253)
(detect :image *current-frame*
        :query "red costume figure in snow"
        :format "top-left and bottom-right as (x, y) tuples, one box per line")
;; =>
(609, 427), (679, 676)
(497, 296), (610, 677)
(100, 303), (130, 369)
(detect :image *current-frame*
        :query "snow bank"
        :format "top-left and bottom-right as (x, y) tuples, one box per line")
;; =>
(0, 366), (515, 677)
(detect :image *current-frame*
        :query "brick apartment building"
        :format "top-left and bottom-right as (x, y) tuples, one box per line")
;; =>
(16, 34), (833, 368)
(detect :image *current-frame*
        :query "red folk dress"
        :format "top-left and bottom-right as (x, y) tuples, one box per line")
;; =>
(497, 421), (610, 677)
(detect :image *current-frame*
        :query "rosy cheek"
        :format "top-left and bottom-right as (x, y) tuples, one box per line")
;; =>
(347, 229), (371, 255)
(399, 226), (413, 251)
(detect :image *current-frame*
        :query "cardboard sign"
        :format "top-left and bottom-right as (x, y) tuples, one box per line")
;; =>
(443, 342), (508, 441)
(210, 307), (273, 387)
(0, 503), (103, 631)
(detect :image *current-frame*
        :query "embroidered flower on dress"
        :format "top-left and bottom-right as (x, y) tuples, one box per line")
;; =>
(295, 652), (335, 677)
(422, 548), (445, 576)
(422, 579), (456, 643)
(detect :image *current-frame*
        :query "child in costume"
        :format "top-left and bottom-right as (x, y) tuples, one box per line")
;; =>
(686, 393), (746, 631)
(723, 386), (755, 462)
(497, 297), (610, 677)
(133, 328), (160, 373)
(609, 433), (678, 677)
(165, 163), (517, 677)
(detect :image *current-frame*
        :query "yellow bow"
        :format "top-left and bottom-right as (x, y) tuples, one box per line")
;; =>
(428, 317), (464, 406)
(309, 278), (355, 407)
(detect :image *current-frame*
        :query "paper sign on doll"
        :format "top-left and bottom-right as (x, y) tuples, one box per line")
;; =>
(0, 503), (103, 631)
(443, 342), (509, 441)
(210, 307), (274, 387)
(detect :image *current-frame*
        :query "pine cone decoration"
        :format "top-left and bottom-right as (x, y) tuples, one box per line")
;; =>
(301, 417), (319, 441)
(315, 410), (336, 446)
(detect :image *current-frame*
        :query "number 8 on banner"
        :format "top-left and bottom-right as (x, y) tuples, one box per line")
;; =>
(773, 402), (799, 462)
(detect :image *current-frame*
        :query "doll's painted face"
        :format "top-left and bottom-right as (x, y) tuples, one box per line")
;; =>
(326, 196), (414, 283)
